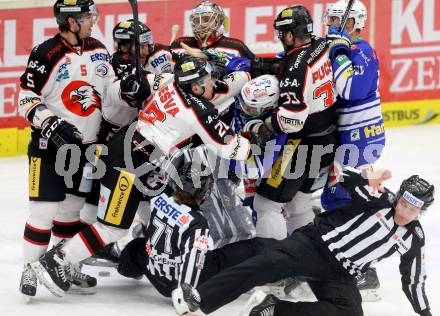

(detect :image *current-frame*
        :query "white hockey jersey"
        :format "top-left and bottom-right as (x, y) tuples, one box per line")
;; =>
(18, 34), (125, 143)
(136, 80), (251, 161)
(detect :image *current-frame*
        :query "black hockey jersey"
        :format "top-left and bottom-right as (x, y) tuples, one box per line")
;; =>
(111, 43), (175, 80)
(144, 193), (213, 296)
(18, 34), (124, 143)
(170, 35), (255, 59)
(315, 168), (430, 314)
(269, 37), (337, 137)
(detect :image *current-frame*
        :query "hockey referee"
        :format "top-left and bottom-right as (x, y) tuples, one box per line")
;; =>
(173, 165), (434, 316)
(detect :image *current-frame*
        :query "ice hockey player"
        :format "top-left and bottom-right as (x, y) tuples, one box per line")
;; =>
(111, 19), (175, 79)
(174, 166), (434, 316)
(29, 55), (257, 297)
(116, 146), (275, 298)
(171, 1), (254, 60)
(321, 0), (386, 300)
(18, 0), (148, 299)
(234, 6), (338, 240)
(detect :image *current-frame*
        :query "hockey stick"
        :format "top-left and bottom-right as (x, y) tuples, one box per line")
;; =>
(170, 24), (180, 45)
(128, 0), (142, 109)
(340, 0), (356, 31)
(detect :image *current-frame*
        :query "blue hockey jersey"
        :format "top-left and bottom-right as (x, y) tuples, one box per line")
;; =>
(322, 38), (386, 211)
(332, 38), (385, 167)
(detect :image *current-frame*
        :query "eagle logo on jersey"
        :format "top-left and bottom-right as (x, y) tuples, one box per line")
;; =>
(61, 80), (102, 117)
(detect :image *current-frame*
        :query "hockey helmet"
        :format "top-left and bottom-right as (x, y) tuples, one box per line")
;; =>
(164, 146), (215, 201)
(190, 1), (228, 48)
(174, 56), (213, 87)
(325, 0), (368, 30)
(113, 19), (154, 52)
(54, 0), (98, 29)
(240, 75), (279, 117)
(274, 5), (313, 40)
(396, 175), (434, 211)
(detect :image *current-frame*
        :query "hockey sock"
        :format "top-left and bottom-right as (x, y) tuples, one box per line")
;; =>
(23, 201), (58, 263)
(63, 222), (127, 264)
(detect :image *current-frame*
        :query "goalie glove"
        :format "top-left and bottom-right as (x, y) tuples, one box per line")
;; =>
(327, 26), (352, 60)
(226, 56), (251, 74)
(41, 116), (83, 149)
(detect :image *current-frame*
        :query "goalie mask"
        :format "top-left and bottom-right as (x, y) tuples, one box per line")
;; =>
(240, 75), (279, 117)
(190, 1), (227, 48)
(324, 0), (368, 30)
(54, 0), (99, 30)
(113, 19), (154, 54)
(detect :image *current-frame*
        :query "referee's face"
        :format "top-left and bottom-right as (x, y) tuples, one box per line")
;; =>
(394, 198), (422, 226)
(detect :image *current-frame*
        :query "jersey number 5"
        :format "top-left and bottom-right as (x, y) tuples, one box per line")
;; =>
(140, 100), (166, 124)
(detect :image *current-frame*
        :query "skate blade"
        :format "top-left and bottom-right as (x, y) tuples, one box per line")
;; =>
(239, 290), (267, 316)
(81, 257), (118, 268)
(22, 294), (33, 303)
(29, 262), (65, 298)
(360, 289), (381, 302)
(67, 286), (97, 295)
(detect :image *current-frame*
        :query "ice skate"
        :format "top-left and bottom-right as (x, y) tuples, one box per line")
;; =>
(30, 241), (71, 297)
(81, 243), (120, 268)
(241, 290), (278, 316)
(67, 263), (97, 295)
(357, 267), (381, 302)
(19, 264), (37, 302)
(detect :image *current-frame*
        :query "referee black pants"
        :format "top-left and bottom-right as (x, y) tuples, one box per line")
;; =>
(198, 224), (363, 316)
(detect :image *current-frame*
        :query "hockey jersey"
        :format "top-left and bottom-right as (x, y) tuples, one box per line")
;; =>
(144, 193), (214, 296)
(111, 43), (175, 80)
(270, 37), (337, 137)
(332, 38), (385, 167)
(316, 168), (430, 315)
(18, 34), (125, 143)
(136, 79), (251, 161)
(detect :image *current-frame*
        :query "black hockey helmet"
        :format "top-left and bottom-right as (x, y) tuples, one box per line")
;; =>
(165, 146), (215, 201)
(113, 19), (154, 52)
(174, 55), (213, 87)
(54, 0), (98, 29)
(274, 5), (313, 39)
(396, 175), (434, 211)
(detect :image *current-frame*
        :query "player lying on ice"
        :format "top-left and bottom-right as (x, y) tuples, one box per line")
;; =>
(173, 165), (434, 316)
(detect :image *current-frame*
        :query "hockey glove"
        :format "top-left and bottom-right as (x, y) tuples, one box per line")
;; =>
(242, 119), (268, 148)
(41, 116), (83, 149)
(327, 26), (352, 60)
(111, 53), (134, 80)
(120, 74), (151, 106)
(226, 56), (251, 74)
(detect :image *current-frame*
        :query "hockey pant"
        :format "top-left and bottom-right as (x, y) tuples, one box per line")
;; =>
(254, 133), (337, 239)
(197, 224), (362, 316)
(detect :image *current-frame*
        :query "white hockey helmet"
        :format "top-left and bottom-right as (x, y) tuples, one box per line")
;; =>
(325, 0), (368, 30)
(240, 75), (279, 117)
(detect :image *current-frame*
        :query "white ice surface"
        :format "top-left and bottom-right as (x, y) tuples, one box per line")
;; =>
(1, 125), (439, 316)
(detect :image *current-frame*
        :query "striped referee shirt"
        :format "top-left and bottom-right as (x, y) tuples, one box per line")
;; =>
(315, 168), (430, 314)
(144, 193), (214, 296)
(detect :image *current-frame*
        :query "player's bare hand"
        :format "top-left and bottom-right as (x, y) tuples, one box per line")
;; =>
(365, 167), (392, 192)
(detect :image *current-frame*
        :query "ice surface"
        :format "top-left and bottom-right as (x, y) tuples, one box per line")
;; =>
(1, 125), (439, 315)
